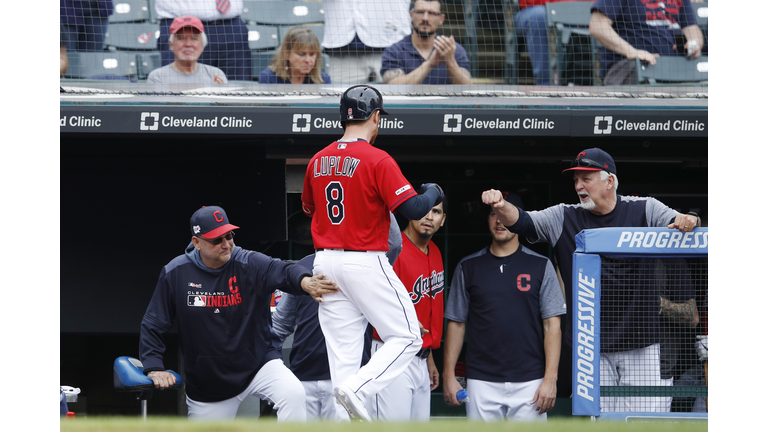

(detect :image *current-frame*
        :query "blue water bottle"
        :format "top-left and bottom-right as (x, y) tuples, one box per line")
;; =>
(457, 388), (469, 404)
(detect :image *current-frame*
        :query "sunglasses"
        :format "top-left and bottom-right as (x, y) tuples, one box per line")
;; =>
(199, 231), (235, 245)
(571, 157), (609, 172)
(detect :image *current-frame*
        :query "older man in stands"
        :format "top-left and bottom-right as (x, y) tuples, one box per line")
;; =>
(381, 0), (471, 85)
(148, 16), (227, 84)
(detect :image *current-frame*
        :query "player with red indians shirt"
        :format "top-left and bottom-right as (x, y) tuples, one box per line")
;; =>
(301, 85), (444, 422)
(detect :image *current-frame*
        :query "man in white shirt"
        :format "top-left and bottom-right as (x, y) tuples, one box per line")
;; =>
(322, 0), (411, 83)
(155, 0), (251, 81)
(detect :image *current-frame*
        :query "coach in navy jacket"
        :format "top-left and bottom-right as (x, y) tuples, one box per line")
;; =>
(139, 206), (338, 420)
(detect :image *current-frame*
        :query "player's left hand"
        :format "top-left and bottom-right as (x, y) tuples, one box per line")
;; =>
(667, 213), (698, 232)
(300, 274), (338, 303)
(419, 321), (430, 336)
(427, 353), (440, 391)
(531, 377), (557, 415)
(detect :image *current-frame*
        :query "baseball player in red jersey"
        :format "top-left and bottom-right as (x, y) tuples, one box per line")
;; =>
(369, 194), (446, 421)
(301, 85), (444, 422)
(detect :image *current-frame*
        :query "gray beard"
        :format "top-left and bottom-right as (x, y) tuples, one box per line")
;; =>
(580, 196), (596, 211)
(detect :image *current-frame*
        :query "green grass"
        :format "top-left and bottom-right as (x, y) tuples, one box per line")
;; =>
(60, 417), (708, 432)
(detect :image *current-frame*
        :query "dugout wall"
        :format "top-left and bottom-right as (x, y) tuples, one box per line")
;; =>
(572, 227), (708, 421)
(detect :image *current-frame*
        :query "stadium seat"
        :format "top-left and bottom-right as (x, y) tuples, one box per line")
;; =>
(545, 1), (599, 86)
(247, 24), (280, 51)
(113, 356), (182, 420)
(136, 52), (162, 80)
(634, 55), (708, 85)
(253, 50), (277, 80)
(65, 51), (140, 81)
(109, 0), (151, 23)
(277, 23), (325, 46)
(241, 1), (325, 26)
(105, 22), (160, 51)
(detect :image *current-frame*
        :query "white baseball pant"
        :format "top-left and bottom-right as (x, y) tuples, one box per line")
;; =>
(186, 359), (307, 421)
(314, 249), (422, 421)
(367, 339), (431, 421)
(599, 343), (671, 412)
(301, 379), (346, 420)
(465, 378), (547, 421)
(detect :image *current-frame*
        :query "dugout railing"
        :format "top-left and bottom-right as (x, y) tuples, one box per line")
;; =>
(571, 227), (708, 421)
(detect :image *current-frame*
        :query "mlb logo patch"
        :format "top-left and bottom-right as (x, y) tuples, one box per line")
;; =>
(188, 295), (206, 307)
(347, 108), (353, 119)
(337, 143), (347, 149)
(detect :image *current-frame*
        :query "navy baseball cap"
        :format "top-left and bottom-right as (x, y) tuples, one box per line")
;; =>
(562, 148), (617, 175)
(190, 206), (239, 239)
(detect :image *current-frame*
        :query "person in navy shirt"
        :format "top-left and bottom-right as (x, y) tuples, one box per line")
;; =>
(443, 193), (566, 420)
(381, 0), (471, 85)
(589, 0), (704, 84)
(259, 26), (331, 84)
(139, 206), (338, 421)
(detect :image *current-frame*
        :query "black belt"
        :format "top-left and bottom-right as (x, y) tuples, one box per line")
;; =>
(415, 348), (430, 359)
(315, 248), (368, 253)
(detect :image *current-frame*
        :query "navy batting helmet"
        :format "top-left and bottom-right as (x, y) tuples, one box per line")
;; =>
(339, 85), (389, 122)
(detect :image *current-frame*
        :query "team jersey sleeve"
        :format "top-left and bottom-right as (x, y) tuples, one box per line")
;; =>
(644, 197), (680, 227)
(249, 252), (313, 297)
(444, 261), (470, 323)
(375, 156), (418, 212)
(523, 204), (567, 246)
(139, 268), (177, 373)
(271, 292), (298, 343)
(385, 213), (403, 265)
(539, 259), (567, 319)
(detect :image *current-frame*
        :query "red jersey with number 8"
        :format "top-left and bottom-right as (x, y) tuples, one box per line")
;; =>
(301, 139), (417, 251)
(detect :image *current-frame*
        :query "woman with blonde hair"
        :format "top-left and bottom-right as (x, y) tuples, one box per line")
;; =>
(259, 26), (331, 84)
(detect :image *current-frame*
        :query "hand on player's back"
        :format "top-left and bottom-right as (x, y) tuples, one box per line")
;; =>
(300, 274), (339, 303)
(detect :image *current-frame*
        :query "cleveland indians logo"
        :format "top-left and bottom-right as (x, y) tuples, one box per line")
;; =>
(410, 270), (445, 304)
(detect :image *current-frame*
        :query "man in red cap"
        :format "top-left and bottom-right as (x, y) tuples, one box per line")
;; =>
(481, 148), (701, 413)
(147, 15), (227, 84)
(139, 205), (338, 421)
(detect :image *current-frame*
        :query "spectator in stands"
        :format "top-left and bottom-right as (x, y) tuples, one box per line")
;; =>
(589, 0), (705, 84)
(60, 25), (69, 77)
(514, 0), (576, 86)
(148, 16), (227, 84)
(155, 0), (252, 81)
(259, 26), (331, 84)
(271, 214), (400, 421)
(322, 0), (411, 83)
(381, 0), (471, 85)
(60, 0), (113, 52)
(481, 148), (701, 410)
(443, 193), (565, 420)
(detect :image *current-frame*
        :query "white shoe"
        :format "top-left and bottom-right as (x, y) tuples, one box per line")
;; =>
(333, 384), (371, 422)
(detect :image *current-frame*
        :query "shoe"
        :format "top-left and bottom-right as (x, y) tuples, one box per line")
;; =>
(333, 384), (371, 422)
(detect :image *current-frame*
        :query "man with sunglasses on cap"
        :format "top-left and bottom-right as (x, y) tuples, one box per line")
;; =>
(482, 148), (700, 412)
(139, 205), (338, 421)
